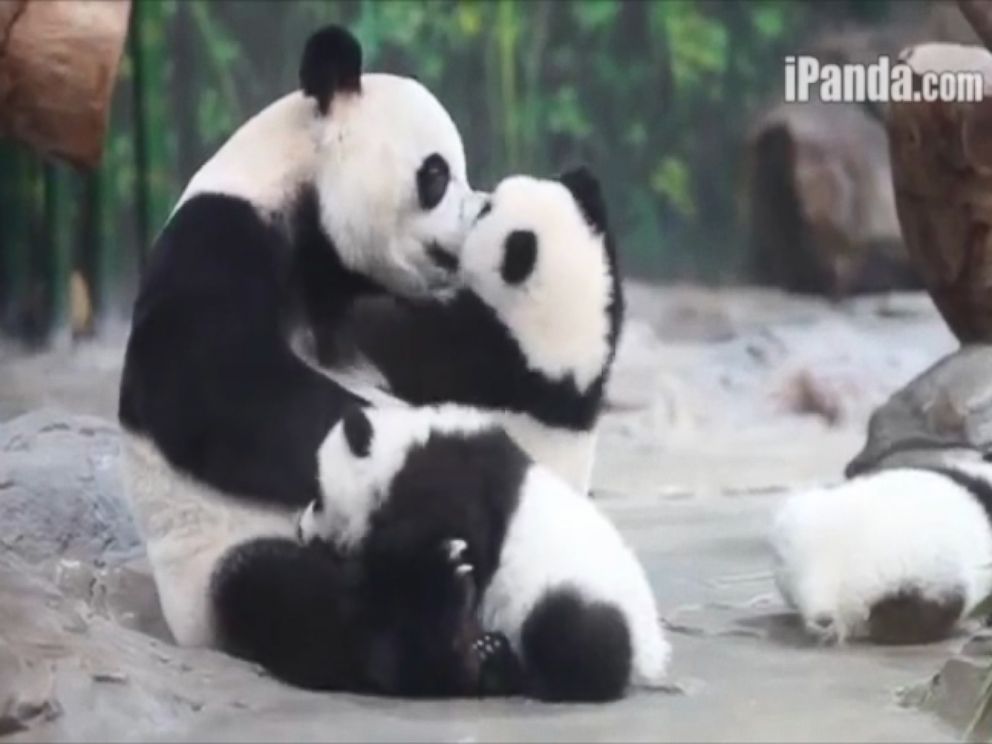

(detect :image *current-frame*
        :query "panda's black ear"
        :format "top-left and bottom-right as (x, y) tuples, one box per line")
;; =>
(342, 407), (373, 458)
(558, 165), (608, 235)
(300, 26), (363, 115)
(501, 230), (538, 285)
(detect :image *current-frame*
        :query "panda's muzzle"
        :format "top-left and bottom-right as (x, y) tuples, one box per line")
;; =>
(427, 243), (459, 273)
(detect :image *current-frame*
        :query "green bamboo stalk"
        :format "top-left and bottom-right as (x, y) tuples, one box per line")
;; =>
(497, 0), (520, 169)
(24, 154), (50, 342)
(0, 145), (30, 329)
(129, 0), (151, 269)
(42, 163), (73, 330)
(521, 0), (552, 170)
(189, 2), (242, 128)
(141, 0), (174, 241)
(129, 0), (177, 266)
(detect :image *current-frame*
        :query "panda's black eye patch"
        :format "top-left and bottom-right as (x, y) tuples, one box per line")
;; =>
(501, 230), (537, 285)
(417, 154), (450, 211)
(342, 408), (373, 458)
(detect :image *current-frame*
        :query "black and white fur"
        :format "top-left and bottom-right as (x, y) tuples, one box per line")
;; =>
(118, 26), (487, 692)
(298, 404), (670, 702)
(324, 168), (623, 494)
(771, 460), (992, 644)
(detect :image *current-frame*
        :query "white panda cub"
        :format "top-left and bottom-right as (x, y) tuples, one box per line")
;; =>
(771, 460), (992, 644)
(323, 167), (623, 494)
(298, 404), (670, 702)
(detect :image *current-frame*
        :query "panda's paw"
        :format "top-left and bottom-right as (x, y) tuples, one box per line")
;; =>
(805, 613), (844, 646)
(436, 537), (476, 611)
(445, 537), (470, 565)
(441, 538), (473, 581)
(473, 632), (523, 697)
(473, 633), (509, 661)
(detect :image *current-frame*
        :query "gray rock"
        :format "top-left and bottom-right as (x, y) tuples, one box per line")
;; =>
(846, 344), (992, 476)
(0, 640), (61, 736)
(912, 629), (992, 739)
(0, 408), (140, 564)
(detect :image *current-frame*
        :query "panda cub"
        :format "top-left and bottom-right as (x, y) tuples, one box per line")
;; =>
(298, 404), (670, 702)
(324, 167), (623, 494)
(770, 460), (992, 644)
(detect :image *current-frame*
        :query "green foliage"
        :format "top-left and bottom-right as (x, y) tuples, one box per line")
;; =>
(0, 0), (903, 338)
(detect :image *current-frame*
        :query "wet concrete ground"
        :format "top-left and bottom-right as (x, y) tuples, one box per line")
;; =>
(0, 285), (968, 741)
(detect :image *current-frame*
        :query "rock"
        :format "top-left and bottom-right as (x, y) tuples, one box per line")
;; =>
(746, 100), (920, 297)
(847, 345), (992, 476)
(775, 368), (852, 427)
(53, 556), (172, 643)
(0, 408), (140, 564)
(0, 641), (61, 735)
(913, 628), (992, 738)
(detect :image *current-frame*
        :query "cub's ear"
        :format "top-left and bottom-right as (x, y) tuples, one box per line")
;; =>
(558, 165), (608, 235)
(300, 25), (363, 114)
(341, 406), (373, 458)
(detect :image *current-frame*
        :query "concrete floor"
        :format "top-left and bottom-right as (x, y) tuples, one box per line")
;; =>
(0, 286), (969, 742)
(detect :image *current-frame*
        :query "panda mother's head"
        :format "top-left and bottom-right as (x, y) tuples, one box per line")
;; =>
(301, 26), (484, 297)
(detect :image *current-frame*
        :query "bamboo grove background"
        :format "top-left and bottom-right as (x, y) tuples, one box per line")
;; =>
(0, 0), (903, 344)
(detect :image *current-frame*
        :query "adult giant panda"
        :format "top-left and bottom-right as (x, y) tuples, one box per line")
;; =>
(770, 459), (992, 644)
(323, 167), (624, 494)
(298, 403), (670, 702)
(118, 25), (487, 692)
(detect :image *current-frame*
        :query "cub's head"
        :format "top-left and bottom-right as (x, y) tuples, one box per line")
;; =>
(458, 167), (623, 390)
(297, 404), (495, 550)
(300, 26), (486, 298)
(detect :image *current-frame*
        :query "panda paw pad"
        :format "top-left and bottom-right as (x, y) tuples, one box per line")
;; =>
(473, 632), (523, 697)
(472, 633), (509, 661)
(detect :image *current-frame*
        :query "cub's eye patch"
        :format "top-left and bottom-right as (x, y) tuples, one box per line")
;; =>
(417, 153), (450, 211)
(501, 230), (537, 285)
(342, 408), (373, 457)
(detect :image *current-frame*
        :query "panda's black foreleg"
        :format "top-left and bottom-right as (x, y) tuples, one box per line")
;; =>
(362, 534), (490, 697)
(211, 536), (377, 692)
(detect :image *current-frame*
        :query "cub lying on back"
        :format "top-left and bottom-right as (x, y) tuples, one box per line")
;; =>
(299, 404), (670, 701)
(323, 167), (624, 494)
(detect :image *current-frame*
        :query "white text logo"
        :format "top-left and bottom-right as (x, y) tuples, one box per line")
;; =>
(784, 55), (984, 104)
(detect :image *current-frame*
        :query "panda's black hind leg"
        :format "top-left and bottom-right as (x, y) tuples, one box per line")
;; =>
(520, 587), (632, 702)
(211, 537), (372, 691)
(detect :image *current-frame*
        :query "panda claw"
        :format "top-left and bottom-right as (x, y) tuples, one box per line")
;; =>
(445, 538), (468, 562)
(455, 563), (473, 577)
